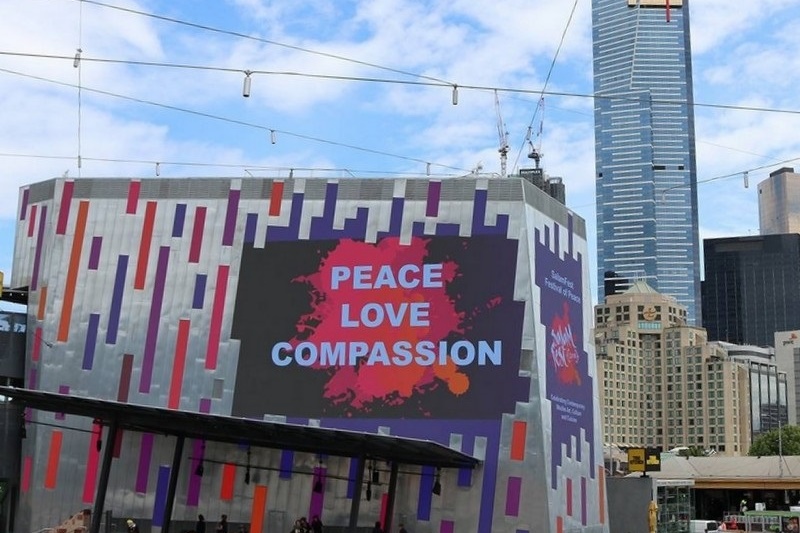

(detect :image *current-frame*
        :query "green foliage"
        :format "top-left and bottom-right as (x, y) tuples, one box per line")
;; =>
(749, 425), (800, 456)
(677, 446), (706, 457)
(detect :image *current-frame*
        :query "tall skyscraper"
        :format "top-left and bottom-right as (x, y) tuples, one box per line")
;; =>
(592, 0), (702, 324)
(758, 167), (800, 235)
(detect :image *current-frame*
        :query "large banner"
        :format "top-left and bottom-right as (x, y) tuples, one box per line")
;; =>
(231, 234), (526, 419)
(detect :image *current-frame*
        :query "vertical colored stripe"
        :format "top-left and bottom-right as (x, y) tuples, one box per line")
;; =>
(187, 438), (206, 507)
(19, 188), (30, 220)
(140, 246), (170, 393)
(557, 516), (563, 533)
(439, 521), (454, 533)
(665, 0), (671, 22)
(346, 457), (358, 498)
(222, 188), (240, 246)
(88, 236), (102, 270)
(598, 466), (606, 524)
(82, 313), (100, 370)
(126, 180), (141, 214)
(32, 327), (42, 362)
(28, 205), (37, 237)
(309, 467), (326, 520)
(56, 180), (75, 235)
(192, 274), (207, 309)
(55, 385), (70, 420)
(45, 430), (63, 489)
(134, 201), (157, 290)
(172, 203), (187, 238)
(251, 485), (268, 533)
(21, 456), (32, 492)
(168, 319), (191, 409)
(205, 265), (229, 370)
(426, 181), (441, 217)
(220, 463), (236, 500)
(189, 206), (206, 263)
(118, 353), (133, 402)
(269, 181), (284, 216)
(457, 466), (472, 487)
(37, 286), (47, 320)
(280, 450), (294, 480)
(244, 213), (258, 244)
(57, 201), (88, 341)
(82, 422), (102, 503)
(566, 477), (573, 516)
(152, 465), (171, 527)
(106, 255), (129, 345)
(505, 476), (522, 516)
(380, 493), (389, 531)
(30, 205), (47, 291)
(199, 398), (211, 414)
(510, 420), (526, 461)
(416, 466), (434, 521)
(581, 477), (588, 526)
(29, 365), (38, 391)
(136, 433), (155, 493)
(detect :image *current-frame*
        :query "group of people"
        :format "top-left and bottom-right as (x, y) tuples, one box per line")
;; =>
(126, 513), (406, 533)
(290, 515), (323, 533)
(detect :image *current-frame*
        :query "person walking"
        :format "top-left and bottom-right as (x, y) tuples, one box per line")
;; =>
(216, 515), (229, 533)
(196, 515), (206, 533)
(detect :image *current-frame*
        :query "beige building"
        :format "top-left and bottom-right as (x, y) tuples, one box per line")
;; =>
(758, 167), (800, 235)
(594, 281), (751, 455)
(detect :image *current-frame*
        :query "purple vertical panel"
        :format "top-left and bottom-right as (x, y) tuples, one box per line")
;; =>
(308, 466), (326, 519)
(581, 476), (587, 526)
(425, 181), (441, 217)
(505, 476), (522, 516)
(88, 237), (102, 270)
(136, 434), (154, 493)
(346, 458), (359, 499)
(199, 398), (211, 414)
(172, 203), (187, 238)
(106, 255), (129, 345)
(244, 213), (258, 244)
(55, 385), (70, 420)
(192, 274), (207, 309)
(439, 521), (454, 533)
(140, 246), (170, 393)
(56, 180), (75, 235)
(222, 188), (240, 246)
(152, 465), (171, 527)
(457, 467), (472, 487)
(19, 188), (29, 220)
(82, 313), (100, 370)
(30, 205), (47, 291)
(28, 367), (37, 391)
(416, 466), (434, 521)
(186, 398), (212, 506)
(279, 450), (294, 479)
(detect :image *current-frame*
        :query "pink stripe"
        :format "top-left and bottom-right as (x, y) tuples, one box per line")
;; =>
(439, 520), (454, 533)
(505, 476), (522, 516)
(126, 180), (141, 214)
(135, 433), (154, 493)
(57, 180), (75, 235)
(21, 456), (32, 492)
(82, 422), (102, 503)
(189, 206), (206, 263)
(168, 319), (190, 409)
(27, 205), (37, 237)
(32, 327), (42, 362)
(308, 467), (327, 519)
(205, 265), (229, 369)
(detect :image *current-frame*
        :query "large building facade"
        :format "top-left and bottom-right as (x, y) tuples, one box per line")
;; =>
(702, 234), (800, 348)
(10, 177), (607, 533)
(758, 167), (800, 235)
(592, 0), (702, 324)
(594, 282), (750, 455)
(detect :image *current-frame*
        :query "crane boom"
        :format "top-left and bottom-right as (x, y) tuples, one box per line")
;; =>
(494, 90), (509, 177)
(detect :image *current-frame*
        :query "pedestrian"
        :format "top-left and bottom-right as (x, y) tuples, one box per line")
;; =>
(310, 515), (323, 533)
(399, 523), (408, 533)
(216, 515), (229, 533)
(196, 515), (206, 533)
(372, 522), (383, 533)
(126, 520), (140, 533)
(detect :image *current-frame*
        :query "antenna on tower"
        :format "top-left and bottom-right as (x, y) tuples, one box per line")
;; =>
(494, 90), (509, 177)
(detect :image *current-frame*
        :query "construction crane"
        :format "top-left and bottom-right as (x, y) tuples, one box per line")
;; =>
(494, 90), (509, 178)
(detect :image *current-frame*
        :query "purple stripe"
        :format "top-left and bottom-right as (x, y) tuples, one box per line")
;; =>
(136, 433), (154, 493)
(439, 521), (454, 533)
(199, 398), (211, 414)
(19, 188), (29, 220)
(186, 439), (206, 506)
(425, 181), (441, 217)
(416, 466), (434, 520)
(140, 246), (170, 393)
(30, 205), (47, 291)
(192, 274), (207, 309)
(28, 367), (37, 391)
(152, 465), (171, 526)
(308, 466), (326, 519)
(222, 188), (240, 246)
(82, 313), (100, 370)
(244, 213), (258, 244)
(280, 450), (294, 479)
(581, 476), (587, 525)
(172, 203), (187, 238)
(505, 476), (522, 516)
(55, 385), (70, 420)
(346, 458), (358, 499)
(88, 236), (102, 270)
(106, 255), (128, 345)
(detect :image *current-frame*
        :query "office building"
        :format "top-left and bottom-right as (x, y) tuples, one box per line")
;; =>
(592, 0), (702, 324)
(595, 281), (750, 455)
(702, 234), (800, 347)
(9, 177), (607, 533)
(774, 331), (800, 426)
(758, 167), (800, 235)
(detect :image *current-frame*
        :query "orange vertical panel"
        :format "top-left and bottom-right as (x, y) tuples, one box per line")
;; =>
(134, 201), (158, 290)
(556, 516), (563, 533)
(58, 201), (89, 342)
(45, 430), (63, 489)
(269, 181), (284, 216)
(37, 286), (47, 320)
(220, 463), (236, 500)
(598, 466), (606, 524)
(510, 420), (527, 460)
(250, 485), (268, 533)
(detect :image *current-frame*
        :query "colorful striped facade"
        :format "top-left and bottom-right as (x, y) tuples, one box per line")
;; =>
(11, 177), (607, 533)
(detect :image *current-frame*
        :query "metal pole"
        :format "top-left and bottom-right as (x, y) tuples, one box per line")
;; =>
(347, 456), (366, 533)
(162, 435), (185, 533)
(90, 420), (119, 533)
(382, 463), (399, 533)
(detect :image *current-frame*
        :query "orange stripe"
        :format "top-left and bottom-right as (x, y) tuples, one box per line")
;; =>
(598, 466), (606, 524)
(510, 420), (526, 461)
(168, 319), (191, 409)
(557, 516), (563, 533)
(250, 485), (268, 533)
(134, 201), (157, 290)
(45, 430), (64, 488)
(220, 463), (236, 500)
(37, 286), (47, 321)
(58, 201), (89, 342)
(269, 181), (284, 216)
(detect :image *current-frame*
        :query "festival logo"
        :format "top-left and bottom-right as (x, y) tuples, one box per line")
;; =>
(549, 302), (581, 386)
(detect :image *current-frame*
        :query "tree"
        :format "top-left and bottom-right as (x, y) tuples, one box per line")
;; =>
(676, 446), (707, 457)
(749, 425), (800, 456)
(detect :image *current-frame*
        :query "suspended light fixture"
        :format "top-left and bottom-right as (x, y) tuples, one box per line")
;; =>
(270, 130), (277, 145)
(73, 48), (82, 68)
(451, 85), (458, 105)
(426, 162), (431, 176)
(431, 468), (442, 495)
(244, 447), (251, 484)
(371, 462), (380, 484)
(195, 442), (206, 476)
(313, 457), (324, 493)
(243, 70), (253, 98)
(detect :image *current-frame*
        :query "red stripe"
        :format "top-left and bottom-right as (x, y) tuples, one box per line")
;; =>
(250, 486), (268, 533)
(168, 319), (191, 409)
(566, 477), (573, 516)
(189, 206), (206, 263)
(21, 456), (32, 492)
(57, 180), (75, 234)
(28, 205), (37, 237)
(221, 463), (236, 500)
(205, 265), (229, 369)
(269, 181), (284, 216)
(82, 423), (102, 503)
(57, 201), (89, 342)
(134, 201), (157, 290)
(37, 286), (47, 321)
(126, 180), (141, 214)
(45, 430), (64, 489)
(510, 420), (526, 460)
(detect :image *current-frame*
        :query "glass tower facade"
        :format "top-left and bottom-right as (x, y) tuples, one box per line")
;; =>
(592, 0), (701, 324)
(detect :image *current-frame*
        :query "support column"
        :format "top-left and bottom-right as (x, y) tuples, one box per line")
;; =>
(162, 435), (185, 533)
(383, 462), (399, 533)
(90, 420), (119, 533)
(347, 456), (367, 533)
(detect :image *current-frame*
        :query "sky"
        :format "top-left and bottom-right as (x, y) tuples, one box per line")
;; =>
(2, 0), (800, 301)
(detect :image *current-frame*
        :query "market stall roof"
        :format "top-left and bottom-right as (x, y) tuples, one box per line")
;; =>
(0, 385), (479, 469)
